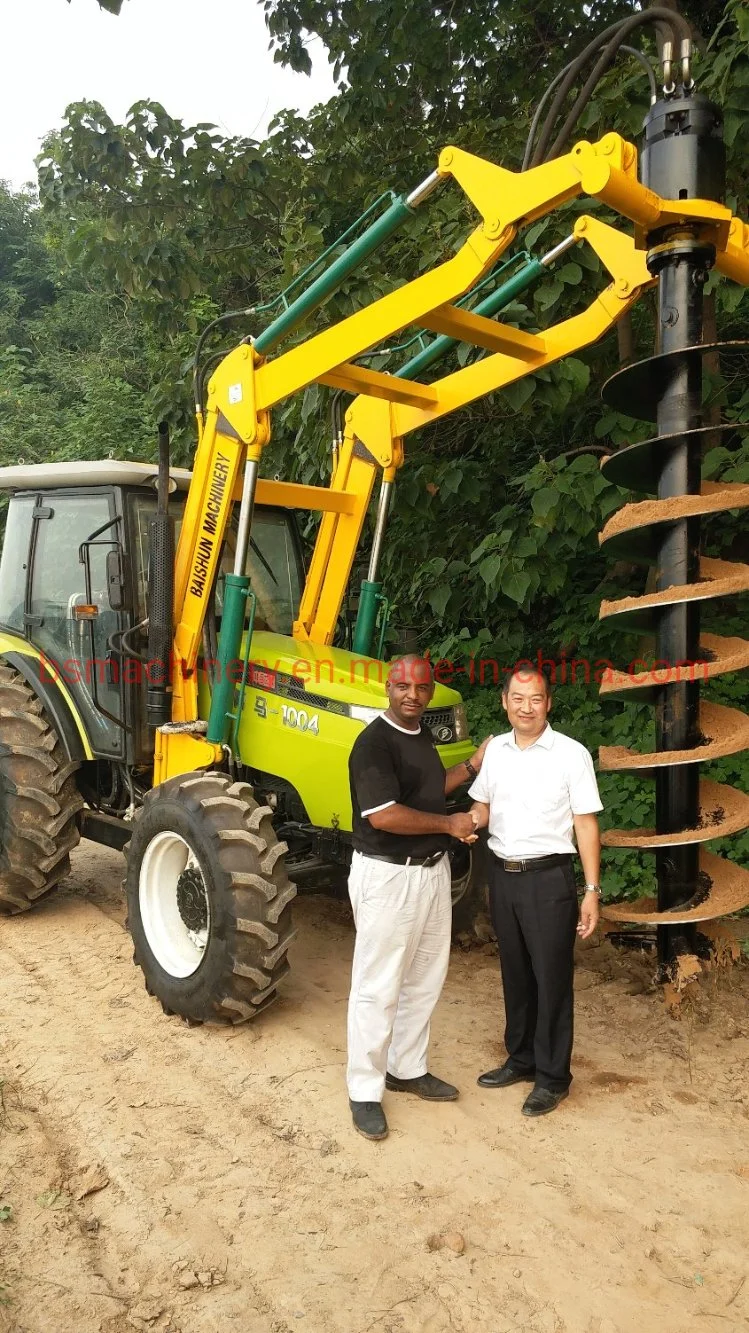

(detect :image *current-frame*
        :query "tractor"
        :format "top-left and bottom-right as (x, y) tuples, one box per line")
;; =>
(2, 7), (749, 1016)
(0, 453), (479, 1020)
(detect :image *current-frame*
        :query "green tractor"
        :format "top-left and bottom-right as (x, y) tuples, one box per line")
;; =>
(0, 458), (483, 1023)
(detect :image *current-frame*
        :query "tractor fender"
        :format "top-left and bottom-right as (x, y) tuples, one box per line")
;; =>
(0, 642), (91, 763)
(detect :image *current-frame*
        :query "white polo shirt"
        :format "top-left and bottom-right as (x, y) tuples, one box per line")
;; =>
(468, 724), (603, 859)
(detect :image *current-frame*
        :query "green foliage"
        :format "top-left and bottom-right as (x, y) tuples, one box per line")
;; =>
(3, 0), (749, 903)
(0, 181), (189, 466)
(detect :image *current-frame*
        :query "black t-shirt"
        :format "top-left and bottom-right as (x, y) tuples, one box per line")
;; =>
(349, 715), (449, 858)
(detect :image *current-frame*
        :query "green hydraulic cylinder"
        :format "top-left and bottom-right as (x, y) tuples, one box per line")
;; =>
(254, 196), (414, 356)
(351, 478), (392, 658)
(206, 572), (251, 745)
(207, 455), (261, 747)
(352, 580), (388, 656)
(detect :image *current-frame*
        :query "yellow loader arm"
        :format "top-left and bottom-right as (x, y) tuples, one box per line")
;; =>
(163, 130), (749, 778)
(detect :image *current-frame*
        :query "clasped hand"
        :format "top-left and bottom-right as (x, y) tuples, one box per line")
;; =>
(448, 810), (480, 844)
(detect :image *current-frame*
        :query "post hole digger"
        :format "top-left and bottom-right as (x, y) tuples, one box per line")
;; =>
(1, 8), (749, 1021)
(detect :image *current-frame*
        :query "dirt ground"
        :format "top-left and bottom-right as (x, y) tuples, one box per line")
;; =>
(2, 848), (749, 1333)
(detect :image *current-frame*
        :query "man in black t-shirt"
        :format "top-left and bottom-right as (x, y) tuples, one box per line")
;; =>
(346, 655), (490, 1141)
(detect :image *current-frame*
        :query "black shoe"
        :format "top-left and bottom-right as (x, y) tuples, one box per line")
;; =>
(477, 1063), (535, 1089)
(384, 1072), (459, 1101)
(349, 1100), (388, 1140)
(521, 1087), (569, 1118)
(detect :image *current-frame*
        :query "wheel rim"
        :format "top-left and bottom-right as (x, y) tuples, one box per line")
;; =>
(449, 843), (473, 908)
(139, 830), (210, 978)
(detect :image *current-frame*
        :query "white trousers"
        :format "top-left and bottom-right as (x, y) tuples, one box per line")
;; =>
(346, 850), (452, 1102)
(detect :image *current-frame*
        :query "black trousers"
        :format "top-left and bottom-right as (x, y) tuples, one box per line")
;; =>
(488, 854), (578, 1092)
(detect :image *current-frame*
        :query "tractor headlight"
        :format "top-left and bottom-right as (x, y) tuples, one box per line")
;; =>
(350, 704), (385, 726)
(454, 704), (469, 741)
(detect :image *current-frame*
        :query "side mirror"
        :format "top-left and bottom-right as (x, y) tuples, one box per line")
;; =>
(106, 549), (129, 611)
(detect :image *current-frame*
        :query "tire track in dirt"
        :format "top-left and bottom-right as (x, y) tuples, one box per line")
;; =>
(2, 846), (749, 1332)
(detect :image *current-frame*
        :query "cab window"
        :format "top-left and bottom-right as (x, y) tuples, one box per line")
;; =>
(131, 496), (303, 633)
(218, 511), (302, 633)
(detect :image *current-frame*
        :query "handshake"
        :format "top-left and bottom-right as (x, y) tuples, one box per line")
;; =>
(447, 809), (482, 844)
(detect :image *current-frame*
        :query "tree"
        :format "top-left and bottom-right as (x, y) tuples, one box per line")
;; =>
(0, 181), (167, 467)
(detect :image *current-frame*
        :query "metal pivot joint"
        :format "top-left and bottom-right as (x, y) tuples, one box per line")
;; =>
(597, 94), (749, 968)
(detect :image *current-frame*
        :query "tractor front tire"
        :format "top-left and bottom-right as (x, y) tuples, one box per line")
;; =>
(125, 771), (296, 1024)
(0, 663), (83, 914)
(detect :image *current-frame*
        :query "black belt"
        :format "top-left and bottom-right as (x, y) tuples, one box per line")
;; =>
(360, 850), (447, 868)
(493, 853), (572, 874)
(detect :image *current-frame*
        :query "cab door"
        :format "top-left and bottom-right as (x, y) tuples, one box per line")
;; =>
(27, 489), (125, 758)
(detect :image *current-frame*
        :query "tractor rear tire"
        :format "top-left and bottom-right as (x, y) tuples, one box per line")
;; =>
(124, 771), (296, 1024)
(0, 662), (83, 914)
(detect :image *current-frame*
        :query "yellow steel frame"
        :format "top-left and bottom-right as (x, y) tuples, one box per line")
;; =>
(161, 130), (749, 775)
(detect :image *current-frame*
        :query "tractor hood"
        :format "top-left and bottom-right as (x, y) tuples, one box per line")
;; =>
(226, 633), (474, 830)
(247, 632), (464, 711)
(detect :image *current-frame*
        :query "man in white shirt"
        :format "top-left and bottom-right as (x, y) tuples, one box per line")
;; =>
(469, 667), (602, 1117)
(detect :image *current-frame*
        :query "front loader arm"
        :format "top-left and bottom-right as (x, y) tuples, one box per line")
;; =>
(294, 397), (402, 644)
(169, 127), (749, 752)
(171, 411), (249, 726)
(208, 134), (650, 446)
(294, 213), (653, 645)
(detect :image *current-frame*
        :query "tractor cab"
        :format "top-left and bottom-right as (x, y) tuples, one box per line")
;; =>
(0, 462), (304, 768)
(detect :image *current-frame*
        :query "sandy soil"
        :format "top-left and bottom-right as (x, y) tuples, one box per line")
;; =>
(2, 846), (749, 1333)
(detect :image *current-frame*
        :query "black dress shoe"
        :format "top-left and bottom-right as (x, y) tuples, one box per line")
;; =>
(350, 1099), (388, 1140)
(385, 1072), (459, 1101)
(477, 1064), (535, 1089)
(521, 1087), (569, 1117)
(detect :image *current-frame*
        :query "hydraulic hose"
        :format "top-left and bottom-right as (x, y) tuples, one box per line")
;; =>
(547, 30), (661, 161)
(530, 8), (691, 167)
(523, 44), (656, 170)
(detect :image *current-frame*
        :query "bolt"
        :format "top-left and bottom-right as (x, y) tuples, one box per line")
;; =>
(241, 346), (249, 359)
(616, 278), (630, 295)
(576, 219), (588, 235)
(441, 150), (453, 168)
(602, 135), (616, 156)
(485, 217), (503, 238)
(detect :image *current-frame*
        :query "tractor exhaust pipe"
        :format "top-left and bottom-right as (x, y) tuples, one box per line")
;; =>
(146, 422), (175, 729)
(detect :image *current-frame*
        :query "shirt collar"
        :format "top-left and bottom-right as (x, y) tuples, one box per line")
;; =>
(381, 713), (422, 736)
(500, 723), (554, 751)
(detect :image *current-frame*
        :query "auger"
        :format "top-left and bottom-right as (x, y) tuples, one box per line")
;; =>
(598, 90), (749, 970)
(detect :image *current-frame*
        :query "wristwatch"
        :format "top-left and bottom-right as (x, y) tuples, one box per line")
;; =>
(584, 883), (602, 895)
(464, 759), (477, 779)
